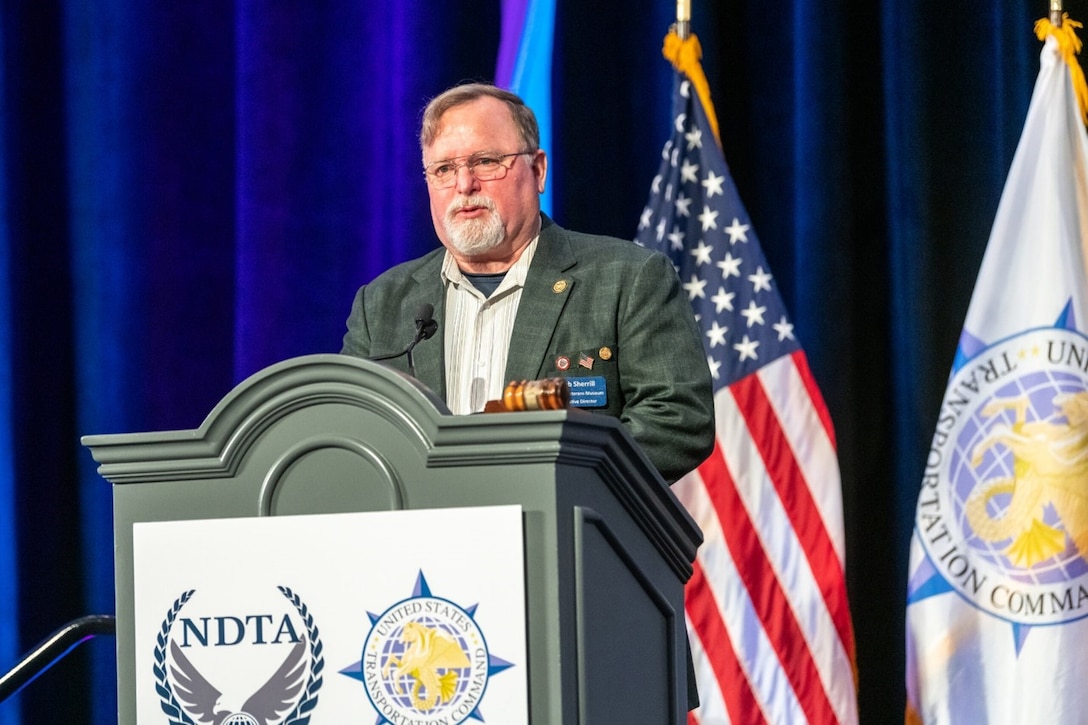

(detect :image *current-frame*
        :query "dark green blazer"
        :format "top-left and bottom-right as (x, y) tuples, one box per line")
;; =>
(341, 215), (714, 482)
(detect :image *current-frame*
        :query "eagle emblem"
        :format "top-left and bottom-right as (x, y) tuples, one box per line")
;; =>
(168, 637), (308, 725)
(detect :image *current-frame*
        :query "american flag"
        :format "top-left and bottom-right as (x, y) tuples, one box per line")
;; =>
(636, 33), (858, 724)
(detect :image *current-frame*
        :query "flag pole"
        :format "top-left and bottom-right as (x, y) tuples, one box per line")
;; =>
(1052, 0), (1063, 26)
(676, 0), (691, 40)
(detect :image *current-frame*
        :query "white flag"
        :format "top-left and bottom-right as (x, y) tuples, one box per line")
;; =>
(906, 21), (1088, 725)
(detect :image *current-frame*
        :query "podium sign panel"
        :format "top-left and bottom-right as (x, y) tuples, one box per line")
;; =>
(84, 355), (701, 723)
(132, 506), (528, 723)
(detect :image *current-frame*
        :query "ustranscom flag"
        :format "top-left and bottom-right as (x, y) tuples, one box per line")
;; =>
(906, 16), (1088, 725)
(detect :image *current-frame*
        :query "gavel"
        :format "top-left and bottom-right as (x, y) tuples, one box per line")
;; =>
(483, 378), (571, 412)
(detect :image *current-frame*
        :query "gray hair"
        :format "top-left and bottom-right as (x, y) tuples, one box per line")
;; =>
(419, 83), (540, 154)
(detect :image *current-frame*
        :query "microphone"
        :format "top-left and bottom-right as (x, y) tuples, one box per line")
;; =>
(414, 303), (438, 343)
(368, 303), (439, 379)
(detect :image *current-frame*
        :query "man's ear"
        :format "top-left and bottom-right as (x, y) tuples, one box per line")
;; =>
(532, 150), (548, 194)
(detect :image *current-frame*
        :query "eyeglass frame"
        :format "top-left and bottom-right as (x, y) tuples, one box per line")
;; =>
(422, 150), (535, 188)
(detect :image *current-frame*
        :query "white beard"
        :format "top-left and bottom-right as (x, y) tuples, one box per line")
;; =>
(443, 196), (505, 256)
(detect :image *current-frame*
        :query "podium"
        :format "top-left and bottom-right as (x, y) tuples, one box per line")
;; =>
(83, 354), (702, 723)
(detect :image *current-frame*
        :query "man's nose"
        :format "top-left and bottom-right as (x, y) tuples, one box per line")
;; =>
(454, 164), (480, 194)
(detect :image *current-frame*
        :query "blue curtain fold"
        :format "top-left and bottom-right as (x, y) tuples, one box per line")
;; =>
(0, 0), (1070, 721)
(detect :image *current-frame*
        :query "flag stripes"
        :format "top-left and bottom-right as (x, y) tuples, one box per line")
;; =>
(790, 350), (837, 448)
(675, 340), (857, 725)
(686, 559), (769, 725)
(744, 352), (854, 656)
(682, 445), (811, 724)
(697, 383), (839, 723)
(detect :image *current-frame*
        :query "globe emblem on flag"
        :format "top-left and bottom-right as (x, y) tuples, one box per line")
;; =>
(920, 328), (1088, 625)
(951, 370), (1088, 578)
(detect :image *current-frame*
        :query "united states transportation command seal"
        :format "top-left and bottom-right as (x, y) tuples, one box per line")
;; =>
(340, 571), (513, 725)
(918, 327), (1088, 626)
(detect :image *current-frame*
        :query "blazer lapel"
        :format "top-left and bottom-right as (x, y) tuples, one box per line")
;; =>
(407, 257), (447, 400)
(505, 218), (576, 381)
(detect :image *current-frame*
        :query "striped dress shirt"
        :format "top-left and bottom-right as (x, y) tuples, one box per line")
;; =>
(441, 237), (539, 414)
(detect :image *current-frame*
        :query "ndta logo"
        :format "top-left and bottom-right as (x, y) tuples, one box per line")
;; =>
(154, 587), (324, 725)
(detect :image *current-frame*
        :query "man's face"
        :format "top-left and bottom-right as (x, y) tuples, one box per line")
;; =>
(423, 96), (547, 268)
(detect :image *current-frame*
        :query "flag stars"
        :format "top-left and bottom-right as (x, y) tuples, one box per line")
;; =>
(725, 218), (750, 244)
(675, 193), (693, 217)
(638, 207), (653, 230)
(698, 205), (719, 232)
(683, 274), (708, 300)
(706, 354), (722, 380)
(685, 126), (703, 151)
(741, 300), (767, 328)
(668, 226), (686, 251)
(748, 265), (773, 292)
(634, 85), (814, 401)
(690, 240), (714, 265)
(734, 335), (759, 362)
(680, 159), (700, 184)
(711, 287), (735, 313)
(773, 316), (795, 341)
(705, 321), (728, 348)
(702, 170), (725, 198)
(717, 252), (741, 278)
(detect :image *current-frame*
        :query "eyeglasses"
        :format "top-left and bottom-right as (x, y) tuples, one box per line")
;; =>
(423, 150), (533, 188)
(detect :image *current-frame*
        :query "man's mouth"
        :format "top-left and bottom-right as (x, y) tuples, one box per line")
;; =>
(449, 197), (493, 221)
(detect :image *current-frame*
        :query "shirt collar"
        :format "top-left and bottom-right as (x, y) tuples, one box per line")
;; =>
(440, 235), (540, 290)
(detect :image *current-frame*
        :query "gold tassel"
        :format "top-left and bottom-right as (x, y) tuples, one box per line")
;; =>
(663, 31), (722, 146)
(1036, 13), (1088, 125)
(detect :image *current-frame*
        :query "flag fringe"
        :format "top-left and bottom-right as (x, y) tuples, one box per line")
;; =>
(1035, 13), (1088, 124)
(663, 31), (722, 146)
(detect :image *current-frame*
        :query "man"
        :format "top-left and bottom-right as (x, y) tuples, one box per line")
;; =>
(341, 82), (713, 484)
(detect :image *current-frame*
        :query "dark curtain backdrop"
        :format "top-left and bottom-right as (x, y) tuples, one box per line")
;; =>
(0, 0), (1073, 721)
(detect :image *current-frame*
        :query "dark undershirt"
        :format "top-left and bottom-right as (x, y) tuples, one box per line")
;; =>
(462, 272), (507, 298)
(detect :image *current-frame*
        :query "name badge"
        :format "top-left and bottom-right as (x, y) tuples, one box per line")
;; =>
(566, 376), (607, 408)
